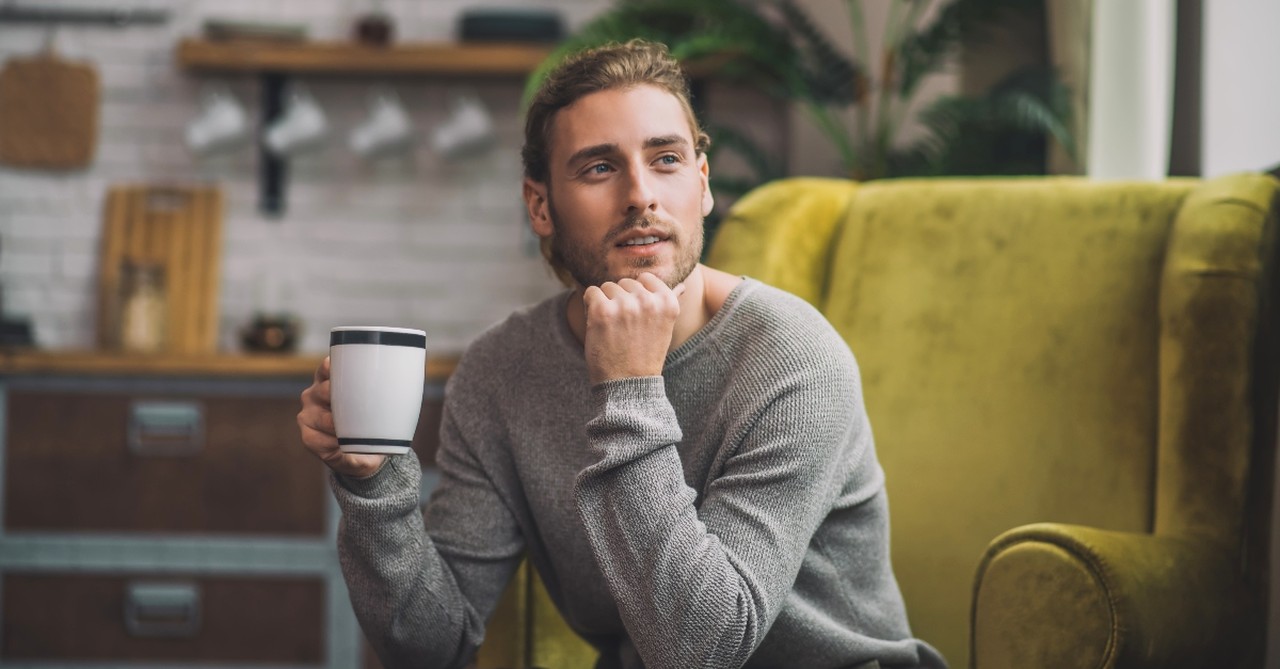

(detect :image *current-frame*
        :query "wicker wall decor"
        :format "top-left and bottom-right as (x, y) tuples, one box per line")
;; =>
(0, 49), (100, 169)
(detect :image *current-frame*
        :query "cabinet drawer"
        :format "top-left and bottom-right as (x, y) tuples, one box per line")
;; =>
(4, 390), (326, 535)
(1, 572), (324, 663)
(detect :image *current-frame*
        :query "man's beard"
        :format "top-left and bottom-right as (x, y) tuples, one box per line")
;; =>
(547, 199), (703, 290)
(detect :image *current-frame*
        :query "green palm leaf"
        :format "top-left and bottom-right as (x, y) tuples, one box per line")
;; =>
(775, 0), (866, 106)
(522, 0), (798, 109)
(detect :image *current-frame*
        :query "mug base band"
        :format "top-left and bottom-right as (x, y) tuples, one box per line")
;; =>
(338, 444), (411, 455)
(338, 438), (412, 455)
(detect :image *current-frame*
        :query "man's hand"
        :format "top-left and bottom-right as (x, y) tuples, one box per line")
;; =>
(582, 272), (685, 385)
(298, 356), (387, 479)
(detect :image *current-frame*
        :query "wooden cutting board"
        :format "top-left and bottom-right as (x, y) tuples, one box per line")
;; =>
(0, 50), (100, 169)
(97, 185), (224, 354)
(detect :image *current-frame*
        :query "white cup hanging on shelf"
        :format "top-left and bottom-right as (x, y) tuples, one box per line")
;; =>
(185, 86), (250, 155)
(430, 93), (494, 158)
(263, 86), (329, 157)
(349, 88), (414, 158)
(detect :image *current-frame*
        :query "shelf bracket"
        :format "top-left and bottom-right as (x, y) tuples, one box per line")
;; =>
(260, 72), (288, 217)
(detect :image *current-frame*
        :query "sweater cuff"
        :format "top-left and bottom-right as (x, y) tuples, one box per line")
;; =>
(331, 448), (422, 500)
(585, 376), (682, 465)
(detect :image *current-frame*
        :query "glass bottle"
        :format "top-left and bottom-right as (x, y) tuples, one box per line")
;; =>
(119, 262), (167, 353)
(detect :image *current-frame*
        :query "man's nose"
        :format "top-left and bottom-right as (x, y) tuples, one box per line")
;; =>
(624, 166), (658, 213)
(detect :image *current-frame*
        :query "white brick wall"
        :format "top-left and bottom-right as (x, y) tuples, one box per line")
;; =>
(0, 0), (609, 354)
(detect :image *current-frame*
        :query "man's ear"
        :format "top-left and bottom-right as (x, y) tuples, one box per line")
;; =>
(523, 178), (553, 238)
(698, 153), (714, 217)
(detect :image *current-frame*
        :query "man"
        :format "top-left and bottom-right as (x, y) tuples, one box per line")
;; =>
(298, 40), (945, 669)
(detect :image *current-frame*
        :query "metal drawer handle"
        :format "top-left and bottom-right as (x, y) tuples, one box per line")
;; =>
(128, 400), (204, 455)
(124, 581), (202, 638)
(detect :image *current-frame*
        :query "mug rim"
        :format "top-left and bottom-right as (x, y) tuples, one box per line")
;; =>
(331, 325), (425, 336)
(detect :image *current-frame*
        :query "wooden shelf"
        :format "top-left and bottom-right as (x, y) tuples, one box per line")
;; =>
(176, 38), (553, 76)
(0, 349), (458, 380)
(176, 37), (555, 215)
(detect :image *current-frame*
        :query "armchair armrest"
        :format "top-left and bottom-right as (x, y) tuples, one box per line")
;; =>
(971, 523), (1246, 669)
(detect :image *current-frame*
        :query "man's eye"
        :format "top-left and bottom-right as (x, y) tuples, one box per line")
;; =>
(659, 155), (678, 165)
(589, 163), (611, 174)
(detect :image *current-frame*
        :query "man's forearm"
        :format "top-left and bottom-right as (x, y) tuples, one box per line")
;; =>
(574, 375), (856, 669)
(331, 451), (487, 669)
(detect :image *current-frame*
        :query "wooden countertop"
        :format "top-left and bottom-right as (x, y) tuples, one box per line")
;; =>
(0, 349), (458, 380)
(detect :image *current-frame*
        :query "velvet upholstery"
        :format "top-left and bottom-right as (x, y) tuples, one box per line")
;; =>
(703, 174), (1280, 669)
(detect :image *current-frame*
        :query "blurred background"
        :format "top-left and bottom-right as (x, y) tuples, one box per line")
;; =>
(0, 1), (1278, 667)
(0, 0), (1275, 357)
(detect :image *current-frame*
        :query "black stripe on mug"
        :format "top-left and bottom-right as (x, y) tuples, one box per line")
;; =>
(338, 438), (412, 447)
(330, 330), (426, 348)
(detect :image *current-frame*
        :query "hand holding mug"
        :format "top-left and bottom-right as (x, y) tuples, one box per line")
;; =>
(299, 326), (427, 477)
(298, 356), (386, 479)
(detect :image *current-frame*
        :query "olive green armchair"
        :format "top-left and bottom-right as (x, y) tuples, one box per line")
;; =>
(475, 173), (1279, 669)
(705, 174), (1280, 669)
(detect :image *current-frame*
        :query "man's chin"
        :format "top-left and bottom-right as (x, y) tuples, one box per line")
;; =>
(565, 253), (698, 290)
(615, 264), (698, 290)
(609, 264), (661, 285)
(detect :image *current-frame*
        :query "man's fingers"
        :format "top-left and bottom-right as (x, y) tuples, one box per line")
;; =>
(635, 272), (684, 300)
(635, 274), (681, 313)
(313, 410), (335, 434)
(616, 277), (647, 294)
(314, 356), (331, 384)
(598, 281), (627, 299)
(583, 285), (604, 303)
(298, 404), (335, 435)
(301, 379), (331, 410)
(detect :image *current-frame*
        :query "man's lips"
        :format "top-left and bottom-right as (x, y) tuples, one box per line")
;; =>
(607, 212), (673, 247)
(616, 234), (665, 247)
(612, 227), (671, 247)
(611, 232), (670, 258)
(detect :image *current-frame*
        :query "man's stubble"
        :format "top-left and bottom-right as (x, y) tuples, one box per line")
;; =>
(546, 195), (703, 290)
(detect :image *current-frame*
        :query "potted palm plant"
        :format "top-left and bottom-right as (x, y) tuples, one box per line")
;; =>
(525, 0), (1074, 185)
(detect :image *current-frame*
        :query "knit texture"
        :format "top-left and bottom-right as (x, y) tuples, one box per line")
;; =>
(331, 278), (947, 669)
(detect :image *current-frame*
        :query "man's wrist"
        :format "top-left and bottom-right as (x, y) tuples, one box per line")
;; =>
(332, 454), (389, 481)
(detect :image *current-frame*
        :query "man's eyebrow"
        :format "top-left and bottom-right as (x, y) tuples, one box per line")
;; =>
(644, 135), (690, 150)
(565, 143), (618, 169)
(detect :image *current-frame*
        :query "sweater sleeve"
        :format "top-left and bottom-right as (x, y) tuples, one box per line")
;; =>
(573, 362), (870, 669)
(331, 398), (525, 669)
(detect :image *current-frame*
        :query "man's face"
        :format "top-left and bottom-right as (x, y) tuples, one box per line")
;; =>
(524, 84), (714, 289)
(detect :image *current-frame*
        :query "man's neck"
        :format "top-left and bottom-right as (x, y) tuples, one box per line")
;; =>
(565, 264), (741, 355)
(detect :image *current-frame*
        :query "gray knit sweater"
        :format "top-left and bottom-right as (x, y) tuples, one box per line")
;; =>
(331, 278), (947, 669)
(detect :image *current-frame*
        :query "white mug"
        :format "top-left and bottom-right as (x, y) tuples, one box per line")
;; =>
(185, 88), (249, 154)
(329, 326), (427, 455)
(430, 94), (493, 158)
(349, 89), (414, 158)
(264, 87), (329, 157)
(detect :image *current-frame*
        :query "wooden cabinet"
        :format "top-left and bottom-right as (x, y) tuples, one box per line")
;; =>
(0, 352), (449, 668)
(5, 391), (325, 535)
(3, 573), (325, 663)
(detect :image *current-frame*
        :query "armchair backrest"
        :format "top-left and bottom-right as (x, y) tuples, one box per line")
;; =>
(707, 174), (1280, 666)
